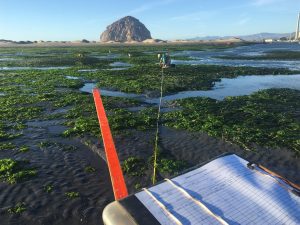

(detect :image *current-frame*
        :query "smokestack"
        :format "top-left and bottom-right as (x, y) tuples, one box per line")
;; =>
(296, 12), (300, 40)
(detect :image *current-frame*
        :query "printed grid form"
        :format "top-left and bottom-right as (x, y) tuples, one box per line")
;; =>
(136, 154), (300, 225)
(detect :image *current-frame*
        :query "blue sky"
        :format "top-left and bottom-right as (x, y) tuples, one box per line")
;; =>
(1, 0), (300, 41)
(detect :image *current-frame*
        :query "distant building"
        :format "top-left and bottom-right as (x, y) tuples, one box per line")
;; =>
(279, 37), (288, 41)
(264, 39), (274, 43)
(295, 12), (300, 41)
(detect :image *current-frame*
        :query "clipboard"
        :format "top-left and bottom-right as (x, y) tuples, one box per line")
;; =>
(103, 154), (300, 225)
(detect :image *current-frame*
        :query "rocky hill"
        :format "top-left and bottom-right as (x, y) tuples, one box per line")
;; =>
(100, 16), (151, 42)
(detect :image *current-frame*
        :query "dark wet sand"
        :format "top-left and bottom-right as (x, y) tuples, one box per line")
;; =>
(96, 126), (300, 192)
(1, 120), (299, 225)
(0, 119), (113, 225)
(159, 127), (300, 185)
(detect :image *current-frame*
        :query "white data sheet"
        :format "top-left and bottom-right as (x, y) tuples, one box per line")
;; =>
(136, 154), (300, 225)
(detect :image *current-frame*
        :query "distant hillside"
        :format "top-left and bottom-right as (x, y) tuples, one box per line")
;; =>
(0, 39), (15, 44)
(0, 39), (33, 44)
(189, 33), (292, 41)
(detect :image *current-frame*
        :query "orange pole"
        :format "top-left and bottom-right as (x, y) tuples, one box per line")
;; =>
(92, 88), (128, 200)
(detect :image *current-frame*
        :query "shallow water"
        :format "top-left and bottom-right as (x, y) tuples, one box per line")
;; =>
(66, 75), (80, 80)
(228, 43), (300, 54)
(173, 43), (300, 58)
(105, 67), (129, 71)
(78, 69), (98, 72)
(80, 74), (300, 102)
(0, 66), (69, 71)
(172, 43), (300, 70)
(80, 83), (142, 98)
(173, 58), (300, 71)
(0, 58), (19, 61)
(77, 62), (131, 73)
(91, 53), (121, 59)
(154, 74), (300, 102)
(109, 62), (132, 67)
(0, 52), (69, 57)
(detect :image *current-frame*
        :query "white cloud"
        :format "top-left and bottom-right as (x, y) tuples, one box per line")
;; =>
(128, 5), (151, 15)
(237, 17), (251, 25)
(170, 10), (217, 22)
(252, 0), (283, 6)
(127, 0), (178, 15)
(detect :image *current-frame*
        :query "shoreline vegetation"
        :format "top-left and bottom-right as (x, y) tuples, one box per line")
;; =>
(0, 43), (299, 224)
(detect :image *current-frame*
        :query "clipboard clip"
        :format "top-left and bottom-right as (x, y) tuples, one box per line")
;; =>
(246, 162), (300, 197)
(247, 162), (255, 170)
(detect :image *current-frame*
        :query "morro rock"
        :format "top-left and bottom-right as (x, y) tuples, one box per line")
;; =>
(100, 16), (151, 42)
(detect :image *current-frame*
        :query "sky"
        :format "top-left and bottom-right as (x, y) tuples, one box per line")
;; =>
(1, 0), (300, 41)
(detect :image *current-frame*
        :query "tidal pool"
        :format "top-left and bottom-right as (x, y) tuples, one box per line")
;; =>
(91, 53), (121, 59)
(172, 58), (300, 71)
(0, 58), (19, 61)
(105, 67), (130, 71)
(0, 66), (70, 71)
(65, 75), (80, 80)
(78, 69), (98, 72)
(172, 43), (300, 70)
(109, 62), (132, 67)
(80, 74), (300, 102)
(80, 83), (142, 99)
(151, 74), (300, 102)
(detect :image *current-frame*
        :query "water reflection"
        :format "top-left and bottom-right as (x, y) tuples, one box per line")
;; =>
(172, 43), (300, 70)
(0, 66), (69, 71)
(80, 74), (300, 102)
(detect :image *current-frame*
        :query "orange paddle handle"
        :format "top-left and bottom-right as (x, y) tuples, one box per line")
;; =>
(93, 88), (128, 200)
